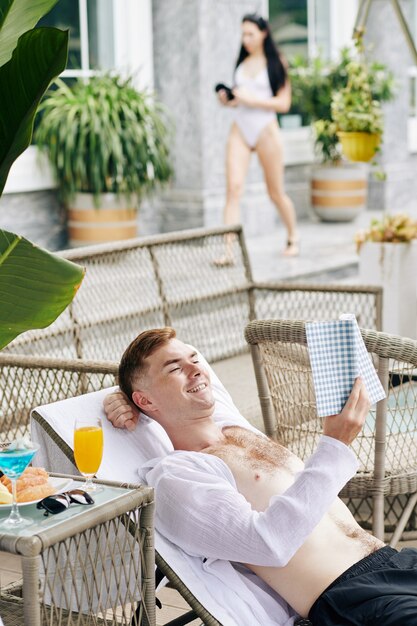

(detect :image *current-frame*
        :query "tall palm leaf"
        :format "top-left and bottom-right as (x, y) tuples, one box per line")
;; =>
(0, 0), (84, 349)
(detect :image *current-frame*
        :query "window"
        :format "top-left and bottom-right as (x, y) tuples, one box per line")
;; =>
(38, 0), (115, 77)
(268, 0), (331, 129)
(269, 0), (309, 60)
(268, 0), (331, 61)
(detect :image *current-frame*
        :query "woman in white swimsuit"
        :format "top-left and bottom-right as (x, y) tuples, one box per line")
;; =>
(217, 13), (299, 259)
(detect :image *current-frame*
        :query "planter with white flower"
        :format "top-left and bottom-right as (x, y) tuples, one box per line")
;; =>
(356, 214), (417, 339)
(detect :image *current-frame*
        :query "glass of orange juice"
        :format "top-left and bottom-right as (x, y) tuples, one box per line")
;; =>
(74, 417), (104, 492)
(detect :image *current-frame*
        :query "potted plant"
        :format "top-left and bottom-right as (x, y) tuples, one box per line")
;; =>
(289, 45), (394, 222)
(35, 74), (173, 246)
(356, 214), (417, 338)
(331, 60), (383, 163)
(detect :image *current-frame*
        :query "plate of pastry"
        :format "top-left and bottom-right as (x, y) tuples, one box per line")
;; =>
(0, 468), (73, 508)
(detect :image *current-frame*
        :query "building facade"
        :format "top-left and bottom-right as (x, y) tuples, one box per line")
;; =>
(1, 0), (416, 248)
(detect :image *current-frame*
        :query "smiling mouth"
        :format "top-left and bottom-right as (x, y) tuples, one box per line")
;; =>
(187, 383), (207, 394)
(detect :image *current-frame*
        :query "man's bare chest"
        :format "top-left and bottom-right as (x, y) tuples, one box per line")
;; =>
(203, 426), (303, 510)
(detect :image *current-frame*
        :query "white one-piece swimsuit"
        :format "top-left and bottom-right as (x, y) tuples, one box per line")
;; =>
(233, 64), (276, 149)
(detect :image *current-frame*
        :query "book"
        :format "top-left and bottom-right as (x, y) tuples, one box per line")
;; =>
(305, 314), (386, 417)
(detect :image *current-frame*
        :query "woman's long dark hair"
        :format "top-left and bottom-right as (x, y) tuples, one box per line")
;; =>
(235, 13), (287, 95)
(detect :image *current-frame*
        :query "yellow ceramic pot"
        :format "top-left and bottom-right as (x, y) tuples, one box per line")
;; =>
(337, 131), (381, 162)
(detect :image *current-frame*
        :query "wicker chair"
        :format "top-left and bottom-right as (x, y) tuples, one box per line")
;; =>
(0, 354), (117, 443)
(245, 319), (417, 546)
(4, 225), (382, 364)
(0, 355), (220, 626)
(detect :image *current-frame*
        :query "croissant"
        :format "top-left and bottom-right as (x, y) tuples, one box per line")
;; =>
(0, 467), (56, 502)
(18, 482), (56, 503)
(1, 467), (49, 493)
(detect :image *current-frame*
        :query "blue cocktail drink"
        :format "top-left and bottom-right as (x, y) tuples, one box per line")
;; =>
(0, 442), (40, 529)
(0, 448), (38, 477)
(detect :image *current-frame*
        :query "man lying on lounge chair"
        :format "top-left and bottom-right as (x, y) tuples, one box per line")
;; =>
(104, 327), (417, 626)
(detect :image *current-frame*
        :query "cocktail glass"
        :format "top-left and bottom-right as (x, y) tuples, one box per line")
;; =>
(74, 418), (104, 492)
(0, 442), (40, 529)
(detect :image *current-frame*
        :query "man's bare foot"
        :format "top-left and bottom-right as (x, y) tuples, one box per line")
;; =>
(283, 238), (299, 257)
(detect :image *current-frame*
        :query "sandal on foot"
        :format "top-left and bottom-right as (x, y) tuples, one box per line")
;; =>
(212, 255), (235, 268)
(283, 239), (299, 257)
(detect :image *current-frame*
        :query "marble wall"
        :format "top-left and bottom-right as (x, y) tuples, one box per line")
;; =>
(151, 0), (303, 235)
(364, 0), (417, 213)
(152, 0), (417, 234)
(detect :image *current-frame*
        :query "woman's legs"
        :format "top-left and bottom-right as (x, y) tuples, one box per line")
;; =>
(256, 122), (299, 256)
(216, 124), (251, 264)
(223, 123), (252, 225)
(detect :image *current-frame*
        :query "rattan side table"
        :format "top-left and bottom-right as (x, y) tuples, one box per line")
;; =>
(0, 475), (155, 626)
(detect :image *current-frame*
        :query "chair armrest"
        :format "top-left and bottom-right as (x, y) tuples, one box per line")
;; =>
(0, 354), (118, 442)
(251, 282), (382, 330)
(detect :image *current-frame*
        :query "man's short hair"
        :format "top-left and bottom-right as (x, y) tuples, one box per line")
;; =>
(119, 327), (176, 400)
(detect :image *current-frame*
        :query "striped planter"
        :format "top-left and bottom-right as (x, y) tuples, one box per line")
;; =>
(67, 193), (138, 247)
(310, 163), (368, 222)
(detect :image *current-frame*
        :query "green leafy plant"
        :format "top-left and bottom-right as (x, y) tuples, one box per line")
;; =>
(289, 44), (394, 163)
(0, 0), (69, 194)
(0, 230), (84, 349)
(355, 213), (417, 252)
(35, 74), (173, 204)
(331, 60), (383, 134)
(0, 0), (84, 350)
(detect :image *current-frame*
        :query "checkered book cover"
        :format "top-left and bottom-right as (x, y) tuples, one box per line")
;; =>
(306, 315), (386, 417)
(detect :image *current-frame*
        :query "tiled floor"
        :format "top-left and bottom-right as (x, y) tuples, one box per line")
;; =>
(245, 209), (384, 283)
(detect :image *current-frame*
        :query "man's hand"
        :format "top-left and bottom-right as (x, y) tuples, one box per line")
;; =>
(322, 378), (370, 446)
(103, 391), (140, 431)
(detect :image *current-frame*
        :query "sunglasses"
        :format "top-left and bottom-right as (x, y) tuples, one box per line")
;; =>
(36, 489), (94, 516)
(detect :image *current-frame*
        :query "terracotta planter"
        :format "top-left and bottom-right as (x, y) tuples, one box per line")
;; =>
(310, 163), (368, 222)
(338, 131), (381, 163)
(67, 193), (138, 247)
(359, 241), (417, 339)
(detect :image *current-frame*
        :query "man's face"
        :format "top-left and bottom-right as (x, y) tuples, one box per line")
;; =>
(132, 338), (215, 423)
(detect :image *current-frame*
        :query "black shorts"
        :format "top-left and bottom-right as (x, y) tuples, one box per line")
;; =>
(308, 546), (417, 626)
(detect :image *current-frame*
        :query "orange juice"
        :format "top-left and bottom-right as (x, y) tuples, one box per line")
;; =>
(74, 426), (103, 475)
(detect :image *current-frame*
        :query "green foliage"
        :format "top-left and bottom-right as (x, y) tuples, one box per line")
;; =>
(289, 48), (351, 124)
(0, 0), (58, 65)
(289, 44), (394, 163)
(312, 119), (340, 164)
(0, 0), (68, 194)
(0, 27), (68, 194)
(0, 0), (84, 349)
(0, 230), (84, 349)
(331, 61), (383, 134)
(35, 74), (173, 203)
